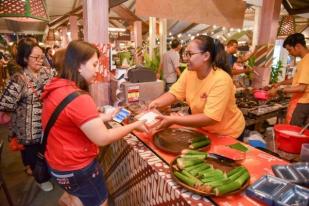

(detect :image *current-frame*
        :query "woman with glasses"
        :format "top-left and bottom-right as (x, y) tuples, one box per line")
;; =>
(0, 37), (54, 191)
(149, 35), (245, 139)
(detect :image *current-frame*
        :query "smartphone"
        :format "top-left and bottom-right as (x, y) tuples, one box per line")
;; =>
(113, 108), (131, 123)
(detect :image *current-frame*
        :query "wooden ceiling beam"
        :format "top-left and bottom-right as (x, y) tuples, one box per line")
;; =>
(111, 5), (142, 22)
(111, 5), (148, 34)
(109, 0), (129, 9)
(194, 25), (212, 35)
(282, 0), (309, 15)
(48, 5), (82, 27)
(109, 20), (119, 28)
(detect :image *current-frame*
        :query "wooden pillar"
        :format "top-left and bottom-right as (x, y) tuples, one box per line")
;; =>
(134, 21), (142, 48)
(149, 17), (157, 58)
(257, 0), (282, 44)
(83, 0), (109, 44)
(69, 16), (79, 40)
(159, 18), (167, 60)
(252, 5), (261, 48)
(83, 0), (110, 106)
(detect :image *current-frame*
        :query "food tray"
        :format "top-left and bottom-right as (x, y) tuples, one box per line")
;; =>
(170, 155), (250, 196)
(272, 163), (309, 186)
(272, 165), (306, 185)
(293, 162), (309, 180)
(246, 175), (291, 206)
(275, 185), (309, 206)
(153, 128), (210, 154)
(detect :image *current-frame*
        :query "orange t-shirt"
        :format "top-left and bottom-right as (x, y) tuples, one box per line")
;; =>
(292, 53), (309, 103)
(170, 69), (245, 138)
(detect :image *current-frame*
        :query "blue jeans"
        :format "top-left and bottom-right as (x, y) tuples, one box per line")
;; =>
(49, 159), (108, 206)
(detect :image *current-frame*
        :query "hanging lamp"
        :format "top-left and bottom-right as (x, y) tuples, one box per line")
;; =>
(277, 15), (296, 38)
(0, 0), (49, 22)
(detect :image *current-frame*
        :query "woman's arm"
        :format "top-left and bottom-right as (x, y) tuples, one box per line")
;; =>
(80, 118), (147, 146)
(148, 92), (177, 109)
(155, 113), (217, 130)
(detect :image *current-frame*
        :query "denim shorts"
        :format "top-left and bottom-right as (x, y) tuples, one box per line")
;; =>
(49, 159), (108, 206)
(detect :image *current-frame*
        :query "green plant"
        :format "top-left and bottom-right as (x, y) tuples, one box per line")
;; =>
(143, 47), (160, 73)
(246, 56), (256, 80)
(118, 51), (132, 66)
(270, 60), (283, 84)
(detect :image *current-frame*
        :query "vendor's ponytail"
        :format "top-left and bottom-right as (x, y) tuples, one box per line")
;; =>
(194, 35), (230, 75)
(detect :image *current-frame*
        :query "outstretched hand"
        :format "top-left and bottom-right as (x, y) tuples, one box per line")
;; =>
(134, 120), (150, 134)
(154, 115), (173, 130)
(148, 101), (159, 110)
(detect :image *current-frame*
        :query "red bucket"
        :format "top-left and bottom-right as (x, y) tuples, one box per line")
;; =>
(274, 124), (309, 154)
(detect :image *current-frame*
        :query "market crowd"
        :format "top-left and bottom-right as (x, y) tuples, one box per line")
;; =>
(0, 32), (308, 206)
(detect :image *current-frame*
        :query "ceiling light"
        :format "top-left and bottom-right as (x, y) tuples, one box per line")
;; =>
(108, 27), (126, 32)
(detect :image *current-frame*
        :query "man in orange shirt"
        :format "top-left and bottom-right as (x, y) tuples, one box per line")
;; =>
(149, 35), (245, 139)
(269, 33), (309, 127)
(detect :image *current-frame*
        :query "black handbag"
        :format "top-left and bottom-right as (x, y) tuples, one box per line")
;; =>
(33, 91), (84, 183)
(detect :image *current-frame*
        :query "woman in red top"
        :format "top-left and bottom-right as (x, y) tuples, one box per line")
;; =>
(42, 40), (147, 206)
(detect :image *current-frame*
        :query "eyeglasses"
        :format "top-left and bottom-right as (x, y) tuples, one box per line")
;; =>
(29, 55), (44, 61)
(183, 51), (204, 58)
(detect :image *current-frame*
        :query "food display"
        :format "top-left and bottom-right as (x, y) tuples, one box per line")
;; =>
(171, 150), (250, 196)
(246, 175), (309, 206)
(153, 128), (210, 154)
(272, 162), (309, 186)
(212, 145), (247, 161)
(235, 87), (290, 111)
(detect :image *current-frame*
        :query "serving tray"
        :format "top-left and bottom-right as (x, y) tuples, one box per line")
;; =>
(153, 128), (210, 154)
(170, 155), (250, 196)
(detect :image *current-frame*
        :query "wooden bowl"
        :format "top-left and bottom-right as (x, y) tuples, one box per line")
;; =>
(170, 155), (250, 196)
(153, 128), (210, 154)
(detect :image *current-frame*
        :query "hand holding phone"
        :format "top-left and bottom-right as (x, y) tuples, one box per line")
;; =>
(112, 108), (131, 123)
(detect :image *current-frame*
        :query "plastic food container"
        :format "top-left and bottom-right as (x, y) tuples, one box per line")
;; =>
(246, 175), (309, 206)
(274, 124), (309, 154)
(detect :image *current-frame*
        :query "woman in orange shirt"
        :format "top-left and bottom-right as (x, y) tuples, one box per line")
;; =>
(149, 35), (245, 138)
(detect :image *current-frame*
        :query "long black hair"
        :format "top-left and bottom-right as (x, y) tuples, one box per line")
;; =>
(194, 35), (230, 75)
(59, 40), (99, 91)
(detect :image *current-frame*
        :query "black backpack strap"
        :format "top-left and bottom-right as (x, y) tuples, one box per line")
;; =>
(41, 90), (86, 152)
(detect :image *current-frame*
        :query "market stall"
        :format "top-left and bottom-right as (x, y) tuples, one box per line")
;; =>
(101, 121), (292, 206)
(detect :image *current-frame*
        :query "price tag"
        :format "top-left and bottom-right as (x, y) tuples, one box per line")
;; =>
(127, 86), (140, 103)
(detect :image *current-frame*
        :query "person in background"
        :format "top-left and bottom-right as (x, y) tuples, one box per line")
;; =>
(268, 33), (309, 127)
(179, 45), (188, 72)
(42, 40), (148, 206)
(226, 39), (253, 76)
(26, 34), (38, 44)
(6, 42), (22, 76)
(43, 47), (54, 68)
(149, 35), (245, 139)
(157, 39), (181, 91)
(0, 38), (54, 191)
(52, 48), (66, 73)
